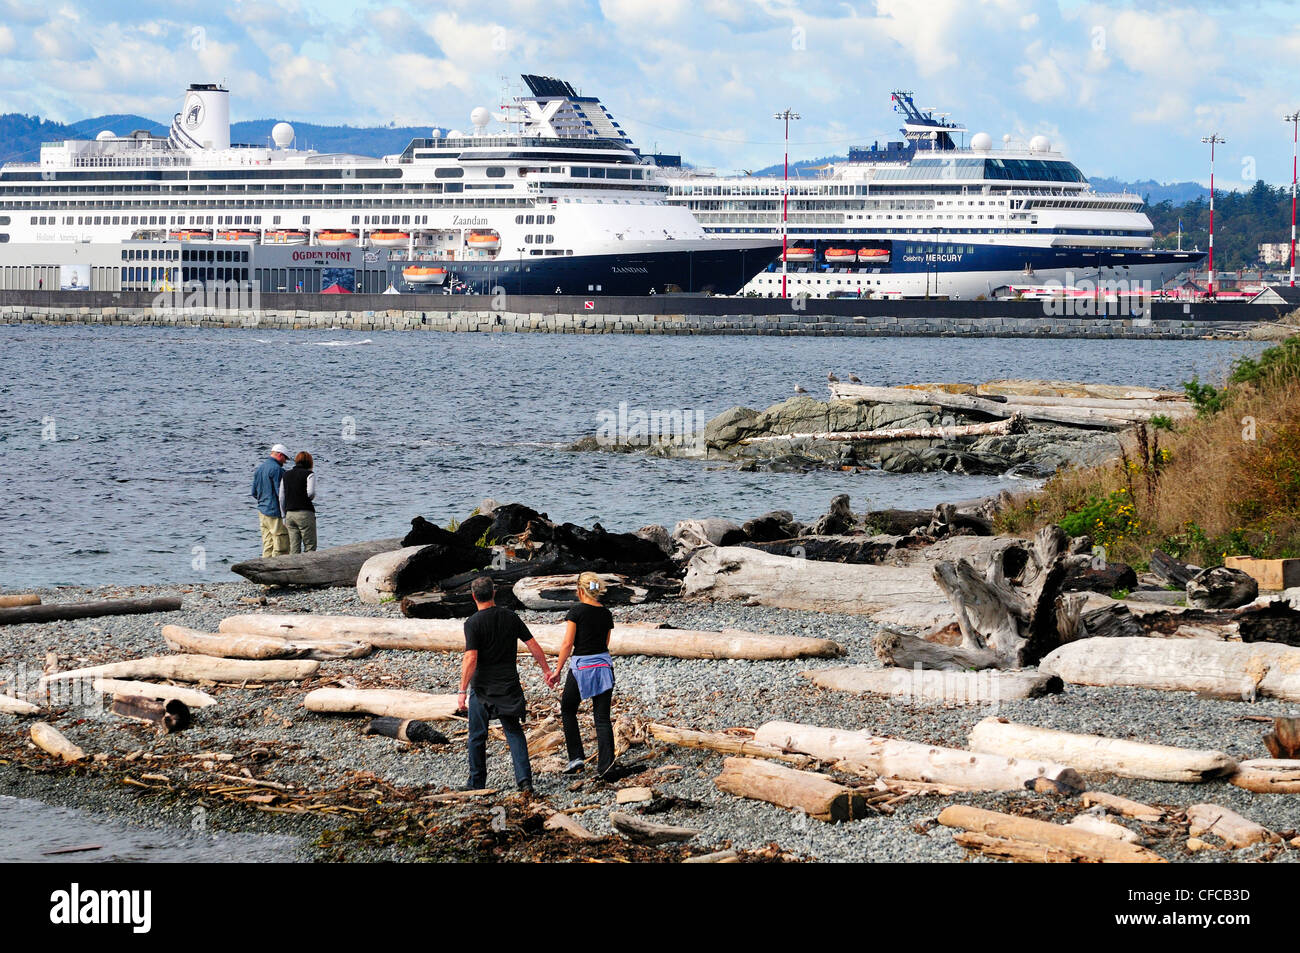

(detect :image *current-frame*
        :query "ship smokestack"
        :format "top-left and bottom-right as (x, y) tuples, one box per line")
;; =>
(171, 83), (231, 151)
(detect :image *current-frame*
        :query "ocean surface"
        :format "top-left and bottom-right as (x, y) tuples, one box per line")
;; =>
(0, 795), (299, 862)
(0, 324), (1262, 587)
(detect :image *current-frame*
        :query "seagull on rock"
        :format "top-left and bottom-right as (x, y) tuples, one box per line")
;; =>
(794, 384), (808, 394)
(827, 371), (840, 382)
(849, 373), (862, 383)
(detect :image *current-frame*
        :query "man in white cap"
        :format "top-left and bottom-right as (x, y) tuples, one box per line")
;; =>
(251, 444), (292, 558)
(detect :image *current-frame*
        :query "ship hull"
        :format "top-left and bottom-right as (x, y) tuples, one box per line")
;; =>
(391, 242), (782, 296)
(744, 243), (1205, 299)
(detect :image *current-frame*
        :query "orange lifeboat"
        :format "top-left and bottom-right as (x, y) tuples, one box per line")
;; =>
(215, 229), (259, 242)
(369, 230), (411, 247)
(467, 231), (501, 251)
(402, 265), (447, 285)
(858, 247), (890, 261)
(782, 247), (815, 262)
(317, 230), (359, 246)
(169, 229), (212, 242)
(824, 248), (858, 262)
(264, 229), (309, 245)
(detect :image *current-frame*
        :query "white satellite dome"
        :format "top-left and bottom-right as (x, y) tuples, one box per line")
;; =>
(96, 129), (114, 141)
(1030, 134), (1052, 154)
(271, 122), (295, 148)
(970, 131), (993, 152)
(470, 106), (491, 132)
(447, 129), (465, 140)
(1002, 133), (1012, 143)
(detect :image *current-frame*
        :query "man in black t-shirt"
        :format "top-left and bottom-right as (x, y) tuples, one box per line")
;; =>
(458, 576), (556, 792)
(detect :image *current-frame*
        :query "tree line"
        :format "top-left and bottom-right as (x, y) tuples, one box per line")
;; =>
(1147, 179), (1298, 271)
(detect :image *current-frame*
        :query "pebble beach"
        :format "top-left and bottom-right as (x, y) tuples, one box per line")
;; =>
(4, 579), (1298, 863)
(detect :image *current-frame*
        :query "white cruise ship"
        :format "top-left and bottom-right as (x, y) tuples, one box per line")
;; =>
(664, 91), (1203, 299)
(0, 76), (778, 295)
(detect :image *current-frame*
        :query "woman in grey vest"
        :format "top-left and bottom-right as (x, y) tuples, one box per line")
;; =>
(278, 451), (317, 553)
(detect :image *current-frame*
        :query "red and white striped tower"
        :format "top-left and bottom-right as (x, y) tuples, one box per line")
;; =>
(1287, 112), (1299, 287)
(774, 110), (800, 298)
(1201, 133), (1225, 296)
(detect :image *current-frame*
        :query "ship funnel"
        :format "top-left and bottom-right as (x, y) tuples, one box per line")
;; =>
(170, 84), (231, 151)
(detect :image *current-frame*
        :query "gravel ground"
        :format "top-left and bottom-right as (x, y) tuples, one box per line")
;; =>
(2, 580), (1298, 863)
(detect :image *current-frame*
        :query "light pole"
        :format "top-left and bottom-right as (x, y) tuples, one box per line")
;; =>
(1287, 113), (1299, 287)
(1201, 134), (1224, 297)
(774, 110), (800, 298)
(517, 245), (525, 296)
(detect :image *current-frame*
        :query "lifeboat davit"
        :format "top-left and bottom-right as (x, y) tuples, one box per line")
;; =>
(169, 229), (212, 242)
(264, 229), (309, 245)
(783, 247), (815, 262)
(215, 230), (259, 242)
(402, 266), (447, 285)
(858, 247), (890, 262)
(317, 230), (359, 246)
(467, 231), (501, 251)
(369, 230), (411, 247)
(824, 248), (858, 262)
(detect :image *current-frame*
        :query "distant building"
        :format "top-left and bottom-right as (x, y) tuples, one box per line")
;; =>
(1259, 242), (1292, 266)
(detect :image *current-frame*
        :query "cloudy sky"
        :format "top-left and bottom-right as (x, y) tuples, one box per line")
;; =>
(2, 0), (1299, 185)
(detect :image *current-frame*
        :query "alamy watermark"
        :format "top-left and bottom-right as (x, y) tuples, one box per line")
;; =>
(595, 402), (707, 452)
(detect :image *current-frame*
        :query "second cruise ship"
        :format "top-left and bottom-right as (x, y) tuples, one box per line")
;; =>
(665, 91), (1203, 299)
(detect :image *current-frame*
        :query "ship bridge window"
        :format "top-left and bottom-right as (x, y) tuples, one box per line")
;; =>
(486, 167), (506, 178)
(434, 168), (464, 179)
(606, 169), (630, 179)
(588, 168), (606, 179)
(571, 167), (588, 178)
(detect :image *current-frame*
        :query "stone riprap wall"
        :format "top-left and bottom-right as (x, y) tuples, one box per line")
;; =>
(0, 303), (1254, 339)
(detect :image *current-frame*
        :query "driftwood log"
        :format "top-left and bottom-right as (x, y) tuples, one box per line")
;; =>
(740, 535), (903, 565)
(231, 537), (404, 587)
(753, 721), (1084, 794)
(91, 679), (216, 709)
(0, 695), (40, 715)
(1039, 637), (1300, 701)
(829, 382), (1189, 430)
(31, 722), (86, 762)
(683, 546), (944, 616)
(967, 717), (1237, 782)
(714, 756), (870, 822)
(110, 694), (191, 733)
(161, 624), (371, 661)
(608, 811), (698, 845)
(363, 717), (450, 744)
(1185, 804), (1278, 848)
(928, 525), (1090, 669)
(0, 596), (182, 626)
(41, 655), (319, 686)
(219, 614), (844, 660)
(740, 416), (1023, 444)
(356, 542), (493, 604)
(1265, 717), (1300, 758)
(803, 666), (1062, 704)
(0, 594), (40, 608)
(302, 687), (459, 721)
(939, 805), (1166, 863)
(648, 723), (816, 766)
(1229, 759), (1300, 794)
(511, 573), (682, 610)
(1081, 791), (1166, 823)
(1150, 550), (1199, 589)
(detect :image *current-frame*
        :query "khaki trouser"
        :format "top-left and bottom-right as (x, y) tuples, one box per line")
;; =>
(259, 513), (290, 558)
(285, 510), (317, 554)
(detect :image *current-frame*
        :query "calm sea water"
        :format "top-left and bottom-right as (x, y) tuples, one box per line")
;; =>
(0, 324), (1261, 587)
(0, 795), (299, 862)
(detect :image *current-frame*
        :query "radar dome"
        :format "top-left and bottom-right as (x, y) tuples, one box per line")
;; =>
(1030, 134), (1051, 154)
(96, 130), (114, 141)
(447, 129), (465, 140)
(970, 131), (993, 152)
(271, 122), (295, 148)
(470, 106), (491, 131)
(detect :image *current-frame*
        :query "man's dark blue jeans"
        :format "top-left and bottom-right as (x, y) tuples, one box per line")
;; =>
(466, 689), (533, 789)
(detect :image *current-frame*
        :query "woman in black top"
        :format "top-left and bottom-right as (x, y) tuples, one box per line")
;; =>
(279, 451), (317, 554)
(555, 572), (615, 776)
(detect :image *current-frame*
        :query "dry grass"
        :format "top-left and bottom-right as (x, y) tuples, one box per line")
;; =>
(998, 345), (1300, 568)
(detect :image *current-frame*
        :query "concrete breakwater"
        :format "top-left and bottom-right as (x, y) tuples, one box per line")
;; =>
(0, 291), (1267, 339)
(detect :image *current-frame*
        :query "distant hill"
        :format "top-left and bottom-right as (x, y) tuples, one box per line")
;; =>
(0, 111), (444, 164)
(1090, 177), (1208, 204)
